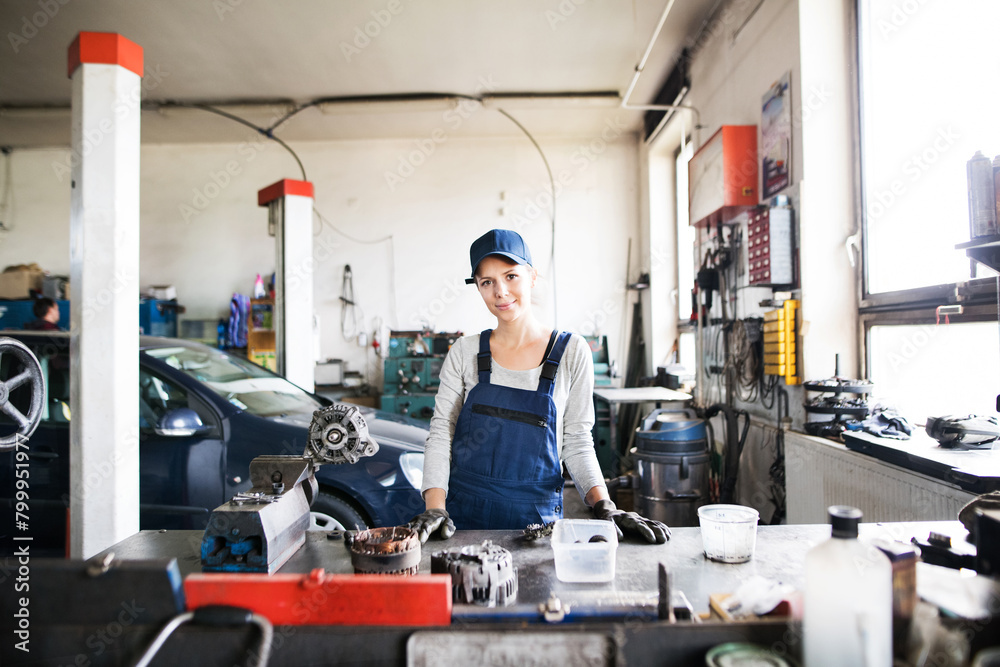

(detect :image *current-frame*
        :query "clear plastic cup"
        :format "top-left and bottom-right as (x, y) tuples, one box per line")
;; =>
(698, 504), (759, 563)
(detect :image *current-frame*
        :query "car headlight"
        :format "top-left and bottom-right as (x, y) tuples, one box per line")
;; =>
(399, 452), (424, 489)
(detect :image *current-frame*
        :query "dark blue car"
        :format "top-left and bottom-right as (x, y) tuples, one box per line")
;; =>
(0, 332), (428, 556)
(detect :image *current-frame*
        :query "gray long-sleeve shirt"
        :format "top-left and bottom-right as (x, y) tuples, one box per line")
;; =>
(420, 332), (607, 502)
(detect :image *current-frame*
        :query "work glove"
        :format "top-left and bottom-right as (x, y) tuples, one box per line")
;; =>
(593, 499), (670, 544)
(407, 508), (456, 544)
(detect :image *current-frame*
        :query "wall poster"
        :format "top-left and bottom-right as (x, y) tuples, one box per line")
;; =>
(761, 72), (791, 199)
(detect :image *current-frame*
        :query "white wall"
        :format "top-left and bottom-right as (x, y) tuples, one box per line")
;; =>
(685, 0), (805, 321)
(671, 0), (859, 382)
(637, 0), (864, 520)
(0, 126), (640, 383)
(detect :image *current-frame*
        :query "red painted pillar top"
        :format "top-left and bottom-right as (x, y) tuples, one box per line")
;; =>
(68, 32), (143, 78)
(258, 179), (315, 207)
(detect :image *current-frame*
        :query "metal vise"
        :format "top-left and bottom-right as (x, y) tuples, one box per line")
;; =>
(200, 404), (379, 573)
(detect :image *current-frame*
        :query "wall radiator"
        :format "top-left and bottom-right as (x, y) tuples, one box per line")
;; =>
(785, 431), (976, 524)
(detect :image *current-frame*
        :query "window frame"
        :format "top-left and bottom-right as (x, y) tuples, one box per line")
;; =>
(675, 138), (696, 336)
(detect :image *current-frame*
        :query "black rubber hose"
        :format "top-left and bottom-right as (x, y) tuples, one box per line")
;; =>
(703, 403), (742, 504)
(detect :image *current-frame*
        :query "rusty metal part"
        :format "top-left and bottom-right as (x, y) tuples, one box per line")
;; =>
(349, 526), (421, 575)
(431, 541), (518, 607)
(522, 521), (556, 541)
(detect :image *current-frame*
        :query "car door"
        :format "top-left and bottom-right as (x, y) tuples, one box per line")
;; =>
(137, 361), (227, 530)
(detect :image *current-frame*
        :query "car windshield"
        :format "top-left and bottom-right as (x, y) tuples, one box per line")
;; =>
(144, 346), (322, 418)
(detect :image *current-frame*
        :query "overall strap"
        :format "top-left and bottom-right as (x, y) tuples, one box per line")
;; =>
(537, 331), (572, 395)
(477, 329), (493, 384)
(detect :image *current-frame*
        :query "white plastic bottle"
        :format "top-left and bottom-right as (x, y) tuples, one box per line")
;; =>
(803, 506), (892, 667)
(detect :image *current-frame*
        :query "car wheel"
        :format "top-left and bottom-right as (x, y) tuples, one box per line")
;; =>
(309, 492), (369, 531)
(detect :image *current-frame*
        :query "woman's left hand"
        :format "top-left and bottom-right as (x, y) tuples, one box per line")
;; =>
(407, 508), (456, 544)
(592, 499), (670, 544)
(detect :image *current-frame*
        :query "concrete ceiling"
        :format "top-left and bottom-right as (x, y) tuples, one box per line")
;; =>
(0, 0), (720, 146)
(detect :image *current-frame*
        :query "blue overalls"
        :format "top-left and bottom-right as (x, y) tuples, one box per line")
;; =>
(446, 329), (572, 530)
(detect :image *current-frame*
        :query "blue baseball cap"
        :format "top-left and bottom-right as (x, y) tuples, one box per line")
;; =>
(465, 229), (533, 284)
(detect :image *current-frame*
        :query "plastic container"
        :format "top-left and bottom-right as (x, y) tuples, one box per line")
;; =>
(697, 504), (759, 563)
(551, 519), (618, 583)
(804, 506), (892, 667)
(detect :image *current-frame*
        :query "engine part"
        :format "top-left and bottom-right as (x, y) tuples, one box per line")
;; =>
(523, 521), (556, 541)
(0, 336), (45, 451)
(202, 404), (380, 573)
(350, 526), (421, 575)
(306, 403), (378, 465)
(431, 541), (518, 607)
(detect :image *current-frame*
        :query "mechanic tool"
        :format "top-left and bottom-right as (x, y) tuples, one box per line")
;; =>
(926, 414), (1000, 449)
(431, 541), (518, 607)
(201, 404), (380, 573)
(350, 526), (422, 575)
(912, 509), (1000, 577)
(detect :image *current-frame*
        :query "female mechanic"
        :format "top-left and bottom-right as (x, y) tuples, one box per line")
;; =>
(408, 229), (669, 544)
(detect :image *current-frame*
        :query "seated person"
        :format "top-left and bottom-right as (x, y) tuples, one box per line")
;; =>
(25, 297), (62, 331)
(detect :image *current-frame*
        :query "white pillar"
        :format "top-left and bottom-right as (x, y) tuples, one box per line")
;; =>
(797, 0), (859, 380)
(68, 32), (143, 558)
(258, 180), (316, 393)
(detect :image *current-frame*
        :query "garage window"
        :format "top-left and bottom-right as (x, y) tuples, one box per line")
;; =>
(858, 0), (1000, 419)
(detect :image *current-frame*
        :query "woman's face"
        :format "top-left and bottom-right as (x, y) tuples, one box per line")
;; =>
(474, 255), (536, 323)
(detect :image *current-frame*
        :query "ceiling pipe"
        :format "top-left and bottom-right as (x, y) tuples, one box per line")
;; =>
(620, 0), (702, 132)
(621, 0), (677, 107)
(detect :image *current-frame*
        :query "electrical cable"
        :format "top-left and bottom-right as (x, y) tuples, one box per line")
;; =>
(313, 208), (399, 330)
(494, 106), (559, 323)
(265, 91), (559, 322)
(179, 103), (307, 181)
(183, 92), (558, 326)
(760, 374), (778, 410)
(726, 320), (759, 404)
(340, 264), (363, 341)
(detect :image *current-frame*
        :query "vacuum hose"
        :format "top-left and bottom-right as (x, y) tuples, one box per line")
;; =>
(702, 403), (750, 504)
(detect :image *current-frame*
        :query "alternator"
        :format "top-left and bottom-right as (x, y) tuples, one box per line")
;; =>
(431, 541), (518, 607)
(306, 404), (379, 465)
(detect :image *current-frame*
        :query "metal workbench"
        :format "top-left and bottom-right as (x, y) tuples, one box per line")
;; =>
(5, 520), (987, 666)
(96, 520), (964, 617)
